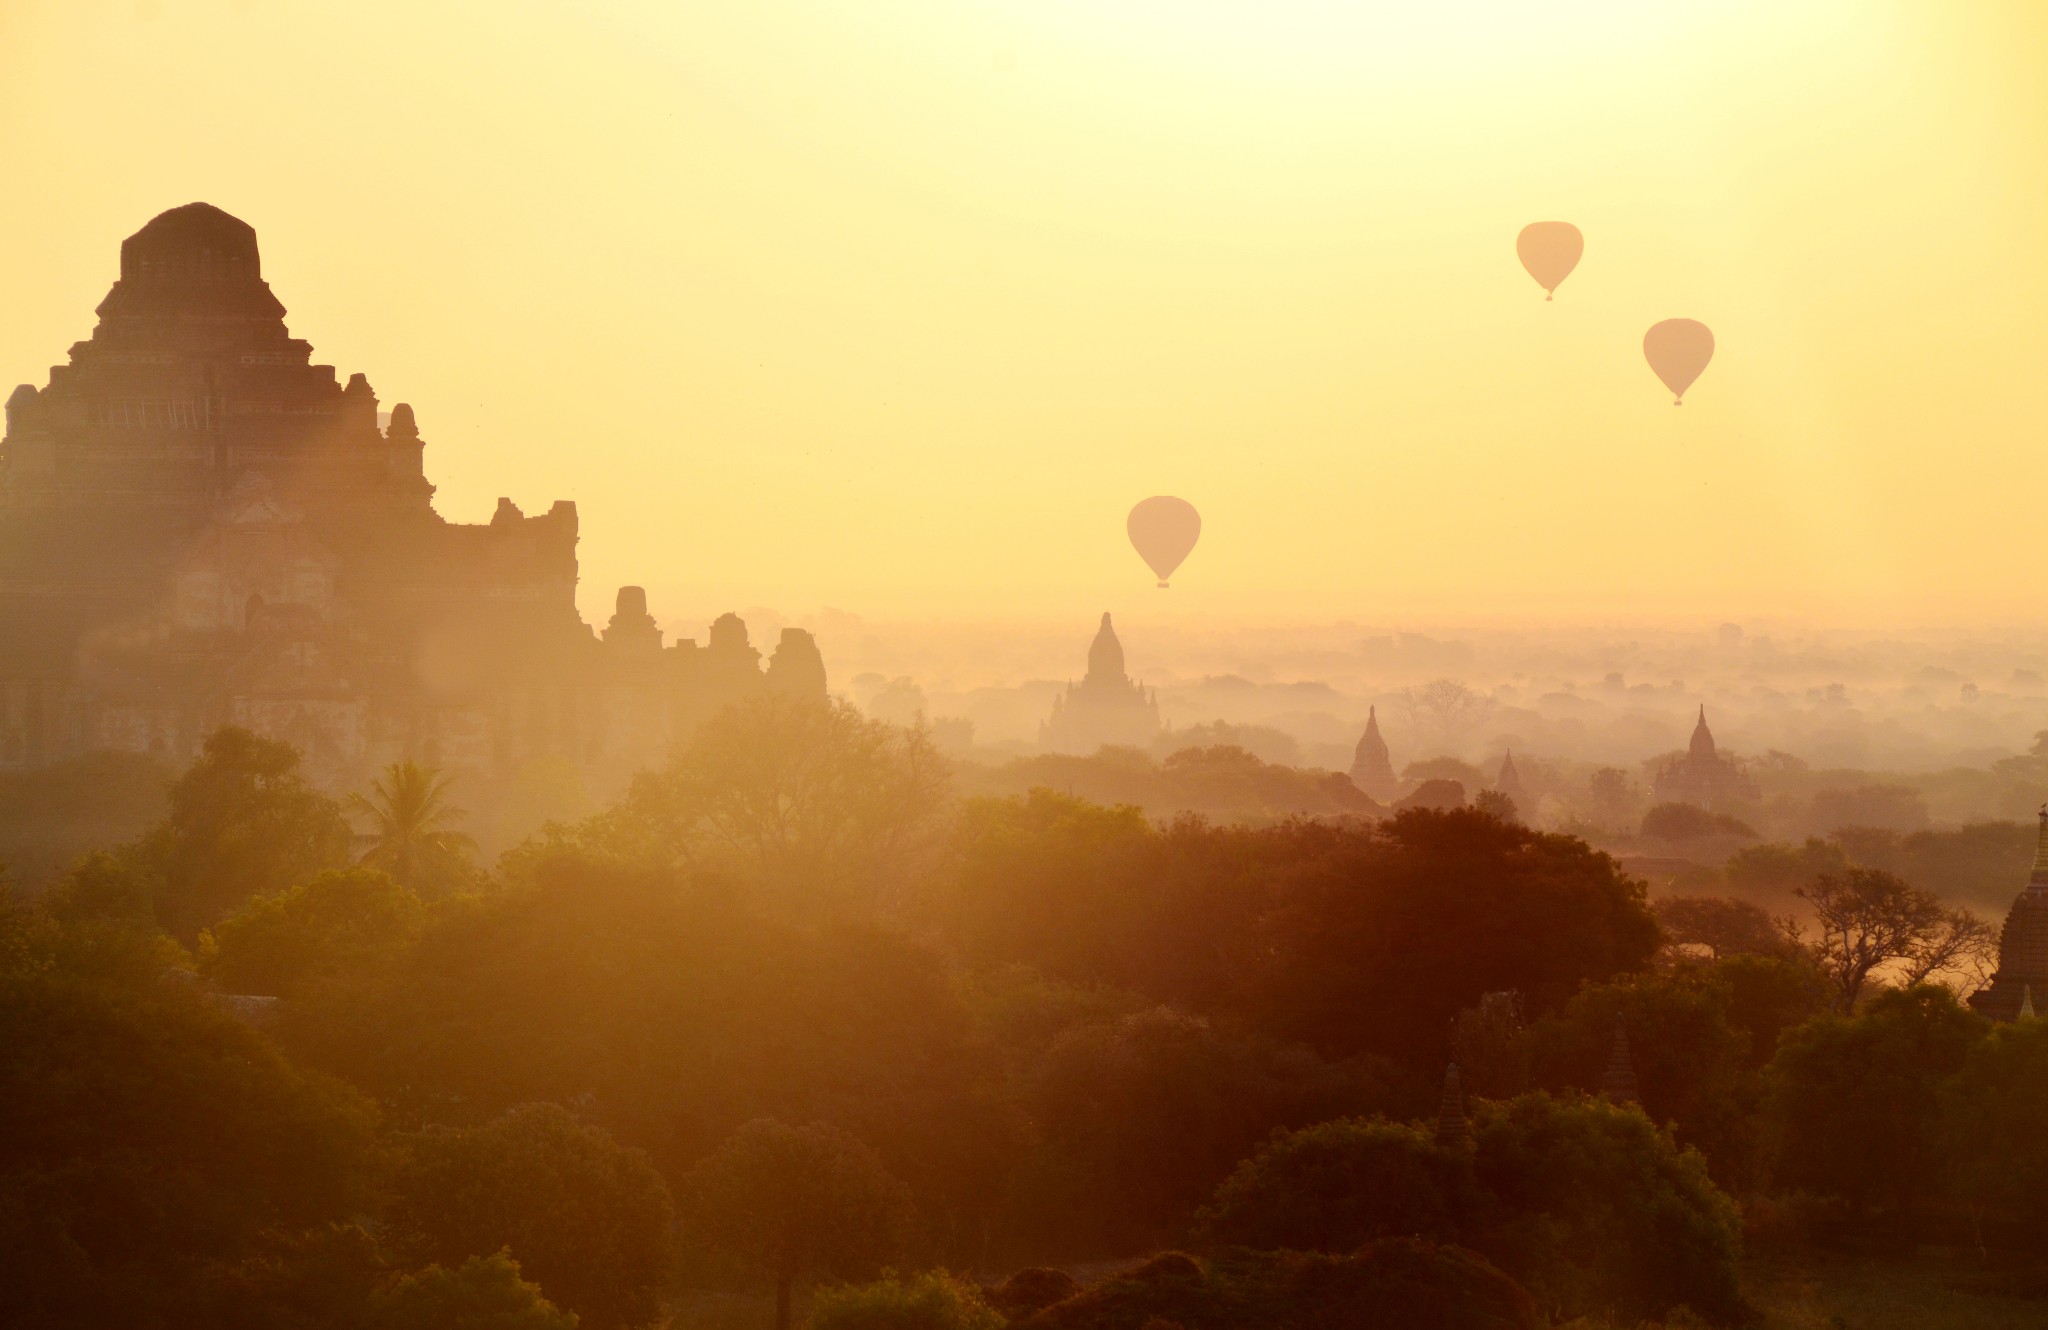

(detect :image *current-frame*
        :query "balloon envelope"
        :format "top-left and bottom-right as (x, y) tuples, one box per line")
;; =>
(1127, 496), (1201, 588)
(1643, 319), (1715, 404)
(1516, 222), (1582, 299)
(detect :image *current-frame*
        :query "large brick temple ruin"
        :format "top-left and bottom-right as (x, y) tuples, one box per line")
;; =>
(0, 202), (823, 785)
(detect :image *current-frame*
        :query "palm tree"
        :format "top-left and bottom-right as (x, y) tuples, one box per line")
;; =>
(352, 760), (478, 892)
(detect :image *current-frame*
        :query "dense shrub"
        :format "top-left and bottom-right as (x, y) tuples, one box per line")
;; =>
(1014, 1242), (1536, 1330)
(680, 1119), (919, 1330)
(1469, 1094), (1742, 1324)
(203, 867), (425, 998)
(1765, 985), (1987, 1212)
(390, 1103), (674, 1328)
(369, 1252), (578, 1330)
(1941, 1017), (2048, 1229)
(1028, 1006), (1385, 1244)
(1523, 970), (1754, 1186)
(1197, 1117), (1472, 1249)
(810, 1270), (1005, 1330)
(1191, 1095), (1743, 1325)
(985, 1268), (1082, 1317)
(0, 922), (375, 1322)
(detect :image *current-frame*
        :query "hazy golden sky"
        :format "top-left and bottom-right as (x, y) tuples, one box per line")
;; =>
(2, 1), (2045, 629)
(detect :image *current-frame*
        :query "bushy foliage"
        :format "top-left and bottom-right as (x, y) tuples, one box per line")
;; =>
(681, 1119), (918, 1330)
(291, 853), (1016, 1242)
(1012, 1242), (1537, 1330)
(952, 801), (1661, 1071)
(369, 1252), (579, 1330)
(203, 867), (425, 998)
(1028, 1006), (1388, 1244)
(1251, 810), (1662, 1066)
(0, 912), (375, 1322)
(1193, 1096), (1742, 1325)
(544, 694), (949, 912)
(141, 727), (353, 938)
(1469, 1093), (1743, 1324)
(1523, 969), (1754, 1185)
(1197, 1117), (1473, 1249)
(1652, 895), (1791, 960)
(960, 746), (1378, 824)
(809, 1270), (1004, 1330)
(390, 1103), (674, 1329)
(1940, 1016), (2048, 1228)
(1765, 985), (1988, 1212)
(984, 1268), (1082, 1317)
(1640, 803), (1756, 842)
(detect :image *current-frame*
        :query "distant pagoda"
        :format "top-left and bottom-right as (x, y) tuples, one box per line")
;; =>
(1348, 705), (1399, 799)
(1495, 749), (1526, 806)
(1968, 807), (2048, 1022)
(1039, 613), (1160, 754)
(1650, 706), (1757, 810)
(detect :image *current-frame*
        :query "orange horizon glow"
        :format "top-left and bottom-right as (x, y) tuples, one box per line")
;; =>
(2, 1), (2045, 633)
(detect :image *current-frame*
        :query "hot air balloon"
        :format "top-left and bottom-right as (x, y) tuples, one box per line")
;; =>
(1643, 319), (1715, 405)
(1127, 496), (1200, 589)
(1516, 222), (1582, 300)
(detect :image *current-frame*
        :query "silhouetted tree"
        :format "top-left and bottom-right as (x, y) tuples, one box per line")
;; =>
(1397, 679), (1493, 750)
(144, 727), (353, 938)
(1765, 985), (1987, 1213)
(1195, 1095), (1741, 1325)
(1395, 778), (1467, 812)
(1475, 787), (1519, 823)
(1941, 1017), (2048, 1230)
(1640, 802), (1754, 842)
(1251, 808), (1662, 1067)
(1469, 1093), (1742, 1324)
(353, 761), (477, 894)
(1792, 868), (1993, 1010)
(1654, 895), (1792, 960)
(297, 855), (1013, 1253)
(1198, 1117), (1472, 1250)
(203, 867), (424, 999)
(390, 1103), (673, 1329)
(1523, 970), (1754, 1187)
(589, 694), (948, 911)
(679, 1119), (918, 1330)
(1027, 1006), (1381, 1246)
(1586, 767), (1638, 829)
(369, 1252), (577, 1330)
(0, 912), (373, 1321)
(809, 1271), (1004, 1330)
(1809, 783), (1931, 835)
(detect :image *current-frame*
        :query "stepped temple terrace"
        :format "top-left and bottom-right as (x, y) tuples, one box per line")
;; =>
(0, 203), (822, 785)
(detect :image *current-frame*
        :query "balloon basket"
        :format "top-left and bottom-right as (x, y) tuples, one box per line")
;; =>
(1157, 582), (1169, 590)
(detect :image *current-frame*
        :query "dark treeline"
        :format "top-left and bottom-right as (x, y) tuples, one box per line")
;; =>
(4, 698), (2046, 1328)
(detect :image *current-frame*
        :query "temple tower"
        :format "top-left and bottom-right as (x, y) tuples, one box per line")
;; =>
(1349, 705), (1399, 799)
(1967, 807), (2048, 1022)
(1601, 1016), (1641, 1107)
(1039, 612), (1160, 754)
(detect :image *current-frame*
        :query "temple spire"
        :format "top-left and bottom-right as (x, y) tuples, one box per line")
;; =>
(1601, 1015), (1640, 1107)
(1688, 705), (1716, 760)
(1350, 705), (1398, 798)
(2022, 986), (2037, 1020)
(2030, 805), (2048, 889)
(1085, 611), (1125, 684)
(1496, 749), (1524, 800)
(1436, 1062), (1469, 1147)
